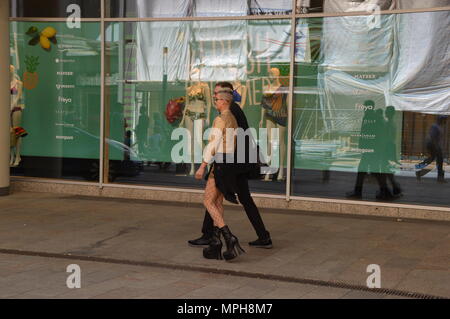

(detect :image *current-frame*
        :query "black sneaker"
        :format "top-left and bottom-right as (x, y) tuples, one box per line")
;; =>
(188, 235), (211, 247)
(248, 237), (273, 249)
(346, 191), (362, 199)
(376, 189), (397, 201)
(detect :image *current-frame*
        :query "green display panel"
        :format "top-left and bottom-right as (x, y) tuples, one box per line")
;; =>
(10, 22), (101, 160)
(293, 16), (403, 174)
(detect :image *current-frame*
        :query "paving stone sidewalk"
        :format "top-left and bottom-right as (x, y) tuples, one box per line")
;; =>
(0, 191), (449, 298)
(0, 253), (408, 299)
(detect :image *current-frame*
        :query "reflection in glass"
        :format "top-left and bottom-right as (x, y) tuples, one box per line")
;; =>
(10, 22), (101, 181)
(292, 11), (450, 207)
(415, 116), (448, 182)
(11, 0), (101, 18)
(107, 0), (293, 18)
(105, 20), (292, 194)
(295, 0), (450, 14)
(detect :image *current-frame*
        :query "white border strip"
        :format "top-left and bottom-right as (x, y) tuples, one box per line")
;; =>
(99, 0), (105, 188)
(286, 0), (297, 202)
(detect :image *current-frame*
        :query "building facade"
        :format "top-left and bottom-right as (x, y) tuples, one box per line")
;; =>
(4, 1), (450, 220)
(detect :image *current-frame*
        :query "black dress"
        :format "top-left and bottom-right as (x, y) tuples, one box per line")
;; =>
(204, 110), (240, 204)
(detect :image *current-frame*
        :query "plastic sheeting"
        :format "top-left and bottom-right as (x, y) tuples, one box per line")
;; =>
(390, 10), (450, 114)
(323, 0), (395, 12)
(135, 19), (311, 82)
(320, 14), (395, 71)
(190, 20), (247, 81)
(134, 0), (449, 115)
(193, 0), (247, 16)
(248, 0), (293, 15)
(317, 0), (449, 11)
(249, 20), (292, 63)
(135, 0), (192, 18)
(134, 1), (299, 82)
(396, 0), (450, 9)
(136, 21), (191, 82)
(319, 9), (450, 125)
(131, 0), (293, 17)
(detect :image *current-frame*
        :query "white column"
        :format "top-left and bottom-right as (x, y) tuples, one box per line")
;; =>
(0, 0), (10, 196)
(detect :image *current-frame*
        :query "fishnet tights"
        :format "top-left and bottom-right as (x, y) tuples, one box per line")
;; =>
(204, 177), (225, 228)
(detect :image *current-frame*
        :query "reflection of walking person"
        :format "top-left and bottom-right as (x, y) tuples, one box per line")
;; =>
(346, 100), (395, 200)
(384, 106), (402, 196)
(124, 130), (132, 161)
(415, 116), (447, 183)
(135, 106), (149, 157)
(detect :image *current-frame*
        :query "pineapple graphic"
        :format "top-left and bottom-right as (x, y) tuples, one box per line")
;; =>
(23, 55), (40, 90)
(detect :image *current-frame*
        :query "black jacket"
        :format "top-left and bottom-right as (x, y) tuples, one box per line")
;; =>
(230, 102), (249, 130)
(229, 102), (262, 179)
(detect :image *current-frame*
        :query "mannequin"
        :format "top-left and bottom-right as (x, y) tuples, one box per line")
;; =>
(10, 65), (27, 167)
(297, 0), (311, 13)
(232, 80), (247, 109)
(179, 68), (212, 175)
(259, 67), (287, 181)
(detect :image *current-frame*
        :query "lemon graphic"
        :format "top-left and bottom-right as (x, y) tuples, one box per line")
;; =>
(39, 36), (51, 50)
(41, 27), (57, 38)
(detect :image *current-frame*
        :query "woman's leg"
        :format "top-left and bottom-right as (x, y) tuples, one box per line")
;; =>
(184, 116), (195, 175)
(203, 177), (225, 228)
(11, 110), (23, 166)
(277, 124), (286, 180)
(264, 119), (276, 181)
(202, 182), (224, 260)
(215, 192), (224, 218)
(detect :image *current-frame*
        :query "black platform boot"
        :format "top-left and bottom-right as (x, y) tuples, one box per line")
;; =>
(203, 227), (223, 260)
(220, 225), (245, 261)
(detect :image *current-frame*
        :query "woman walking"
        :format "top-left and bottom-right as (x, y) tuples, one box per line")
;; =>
(195, 89), (245, 261)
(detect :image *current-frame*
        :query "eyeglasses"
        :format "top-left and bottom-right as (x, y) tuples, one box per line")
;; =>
(214, 89), (232, 95)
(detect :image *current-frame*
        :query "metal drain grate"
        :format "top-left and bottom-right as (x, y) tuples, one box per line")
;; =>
(0, 248), (446, 299)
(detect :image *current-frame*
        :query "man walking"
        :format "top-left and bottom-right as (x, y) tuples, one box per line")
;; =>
(415, 116), (447, 183)
(188, 82), (272, 248)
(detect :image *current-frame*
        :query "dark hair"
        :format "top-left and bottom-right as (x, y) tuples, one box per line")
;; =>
(363, 100), (375, 107)
(215, 82), (234, 90)
(385, 106), (396, 119)
(437, 115), (448, 124)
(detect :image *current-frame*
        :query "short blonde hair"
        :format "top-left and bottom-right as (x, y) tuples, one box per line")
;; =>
(216, 91), (233, 103)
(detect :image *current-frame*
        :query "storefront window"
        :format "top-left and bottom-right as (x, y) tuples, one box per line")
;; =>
(106, 0), (293, 18)
(9, 22), (101, 181)
(9, 1), (450, 209)
(291, 11), (450, 207)
(105, 19), (292, 194)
